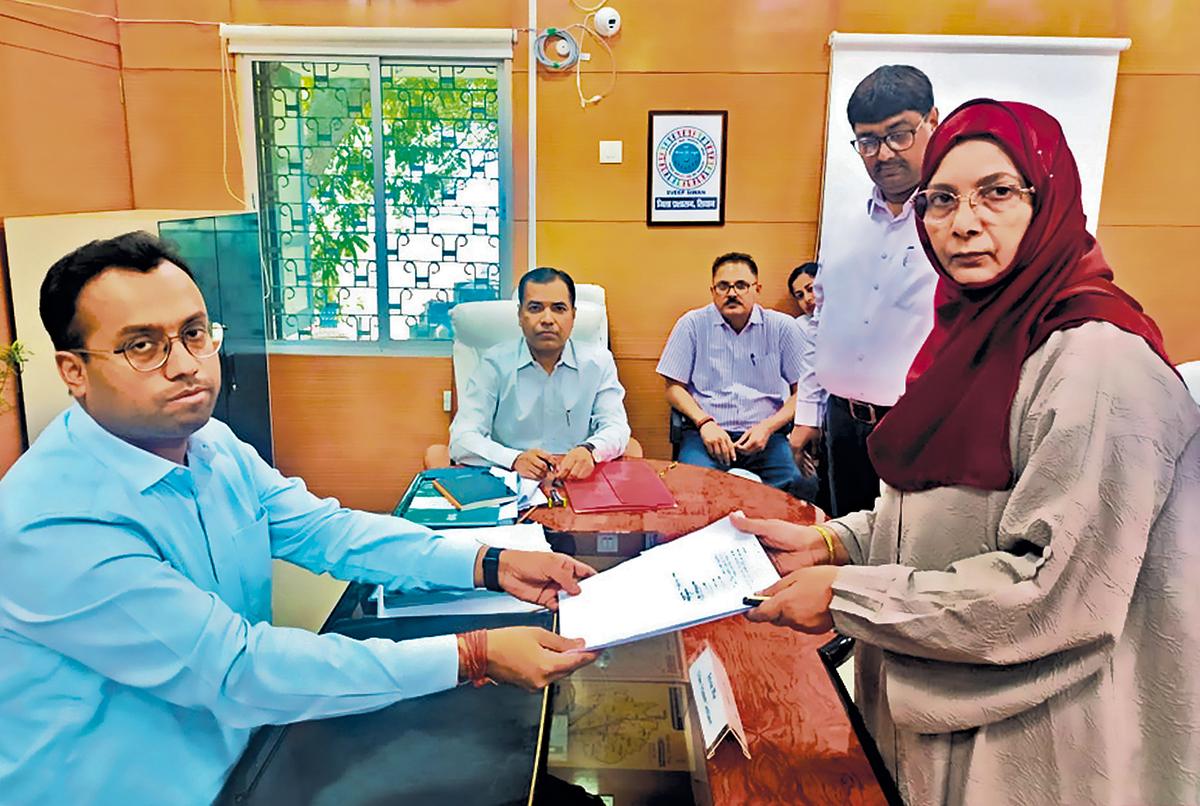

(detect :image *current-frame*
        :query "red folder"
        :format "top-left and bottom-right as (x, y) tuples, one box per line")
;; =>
(563, 460), (677, 514)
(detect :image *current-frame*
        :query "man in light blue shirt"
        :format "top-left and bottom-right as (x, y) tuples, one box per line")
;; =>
(0, 233), (598, 804)
(658, 252), (805, 491)
(444, 267), (634, 481)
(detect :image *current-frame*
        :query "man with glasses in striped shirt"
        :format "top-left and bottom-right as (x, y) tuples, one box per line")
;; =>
(657, 252), (806, 491)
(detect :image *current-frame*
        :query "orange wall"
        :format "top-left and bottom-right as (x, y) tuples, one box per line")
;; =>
(0, 0), (134, 476)
(3, 1), (1196, 498)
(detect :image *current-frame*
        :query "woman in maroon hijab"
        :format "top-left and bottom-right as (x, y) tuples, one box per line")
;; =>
(735, 100), (1199, 805)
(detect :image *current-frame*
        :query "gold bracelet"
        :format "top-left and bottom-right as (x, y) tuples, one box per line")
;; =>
(812, 524), (838, 565)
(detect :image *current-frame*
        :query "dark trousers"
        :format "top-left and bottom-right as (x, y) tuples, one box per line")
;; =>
(823, 395), (888, 517)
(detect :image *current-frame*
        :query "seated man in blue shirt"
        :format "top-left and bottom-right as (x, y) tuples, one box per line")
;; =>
(657, 252), (805, 491)
(0, 232), (599, 805)
(436, 267), (637, 481)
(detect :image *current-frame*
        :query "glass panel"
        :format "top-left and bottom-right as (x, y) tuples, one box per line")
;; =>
(253, 60), (377, 342)
(380, 64), (502, 342)
(159, 212), (274, 464)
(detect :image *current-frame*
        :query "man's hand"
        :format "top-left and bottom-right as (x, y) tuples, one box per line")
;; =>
(553, 446), (595, 481)
(789, 425), (821, 457)
(744, 565), (839, 633)
(481, 549), (596, 610)
(731, 513), (844, 574)
(512, 448), (555, 480)
(485, 627), (599, 691)
(733, 421), (774, 456)
(699, 420), (737, 465)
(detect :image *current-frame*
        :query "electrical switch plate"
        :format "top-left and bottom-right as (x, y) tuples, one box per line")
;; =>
(442, 390), (452, 412)
(599, 140), (623, 164)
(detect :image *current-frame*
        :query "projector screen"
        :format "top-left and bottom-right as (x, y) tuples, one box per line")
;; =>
(818, 33), (1130, 254)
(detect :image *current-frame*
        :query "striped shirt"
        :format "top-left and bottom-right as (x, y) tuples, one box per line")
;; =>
(657, 303), (805, 432)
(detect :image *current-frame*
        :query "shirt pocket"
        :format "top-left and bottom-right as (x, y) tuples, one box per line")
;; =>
(224, 508), (272, 622)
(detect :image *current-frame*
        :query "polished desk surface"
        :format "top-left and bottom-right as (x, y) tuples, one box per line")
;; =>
(536, 459), (889, 806)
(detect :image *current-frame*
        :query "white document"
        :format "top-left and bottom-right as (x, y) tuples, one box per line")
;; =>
(557, 514), (780, 650)
(374, 524), (552, 617)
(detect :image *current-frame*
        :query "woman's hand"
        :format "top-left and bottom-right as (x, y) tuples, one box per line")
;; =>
(744, 566), (840, 633)
(731, 513), (844, 574)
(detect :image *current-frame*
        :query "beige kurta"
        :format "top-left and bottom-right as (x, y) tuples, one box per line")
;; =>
(827, 321), (1200, 806)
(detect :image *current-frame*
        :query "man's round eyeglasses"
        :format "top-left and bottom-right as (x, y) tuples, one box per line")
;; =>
(713, 281), (756, 295)
(914, 182), (1036, 222)
(72, 322), (225, 372)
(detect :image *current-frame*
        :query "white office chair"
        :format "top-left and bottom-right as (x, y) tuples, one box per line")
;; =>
(1178, 360), (1200, 405)
(450, 297), (608, 401)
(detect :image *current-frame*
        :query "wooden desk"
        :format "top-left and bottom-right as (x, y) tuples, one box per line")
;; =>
(535, 460), (889, 806)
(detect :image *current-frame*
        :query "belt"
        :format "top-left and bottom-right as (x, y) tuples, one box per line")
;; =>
(832, 395), (890, 426)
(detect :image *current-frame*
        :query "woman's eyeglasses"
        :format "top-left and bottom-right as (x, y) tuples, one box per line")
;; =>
(72, 322), (226, 372)
(915, 182), (1036, 222)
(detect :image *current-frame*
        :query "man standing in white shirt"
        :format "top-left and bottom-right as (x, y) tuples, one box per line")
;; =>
(791, 65), (940, 516)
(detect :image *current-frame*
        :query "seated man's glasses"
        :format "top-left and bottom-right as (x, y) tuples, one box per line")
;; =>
(713, 280), (755, 295)
(73, 322), (226, 372)
(914, 182), (1036, 222)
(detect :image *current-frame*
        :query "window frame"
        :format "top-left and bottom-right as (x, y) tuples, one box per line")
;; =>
(228, 27), (515, 356)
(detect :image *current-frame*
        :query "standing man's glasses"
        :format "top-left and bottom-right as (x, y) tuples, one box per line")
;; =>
(72, 322), (226, 372)
(850, 116), (929, 157)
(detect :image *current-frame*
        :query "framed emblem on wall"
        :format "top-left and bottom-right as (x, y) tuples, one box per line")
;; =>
(646, 110), (728, 226)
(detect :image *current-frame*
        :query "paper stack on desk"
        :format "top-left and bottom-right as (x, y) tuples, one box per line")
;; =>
(556, 514), (780, 650)
(374, 524), (553, 618)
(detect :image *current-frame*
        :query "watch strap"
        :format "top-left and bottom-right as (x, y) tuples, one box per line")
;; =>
(482, 546), (504, 592)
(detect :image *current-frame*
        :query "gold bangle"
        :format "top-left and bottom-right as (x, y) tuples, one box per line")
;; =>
(812, 524), (838, 565)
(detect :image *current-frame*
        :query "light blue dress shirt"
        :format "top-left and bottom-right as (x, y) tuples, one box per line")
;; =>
(794, 187), (938, 426)
(0, 404), (480, 804)
(449, 337), (631, 469)
(657, 304), (805, 433)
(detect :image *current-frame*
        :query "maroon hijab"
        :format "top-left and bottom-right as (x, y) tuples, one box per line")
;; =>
(867, 99), (1173, 492)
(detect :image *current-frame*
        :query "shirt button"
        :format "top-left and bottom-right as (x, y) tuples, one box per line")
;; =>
(873, 284), (880, 291)
(880, 253), (888, 260)
(857, 354), (865, 362)
(863, 319), (869, 325)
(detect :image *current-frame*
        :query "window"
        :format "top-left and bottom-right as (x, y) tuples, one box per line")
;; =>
(234, 32), (513, 351)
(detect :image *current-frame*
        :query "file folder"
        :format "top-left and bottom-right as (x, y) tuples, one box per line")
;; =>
(563, 460), (676, 514)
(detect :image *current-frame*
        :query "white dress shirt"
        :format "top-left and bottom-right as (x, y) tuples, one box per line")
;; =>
(795, 188), (938, 427)
(449, 337), (631, 469)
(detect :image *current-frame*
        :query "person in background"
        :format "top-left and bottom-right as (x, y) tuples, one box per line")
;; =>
(0, 233), (599, 804)
(786, 261), (826, 509)
(737, 100), (1200, 806)
(435, 267), (638, 481)
(792, 65), (940, 517)
(658, 252), (805, 492)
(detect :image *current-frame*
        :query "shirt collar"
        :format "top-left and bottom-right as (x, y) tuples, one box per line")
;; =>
(64, 402), (215, 493)
(708, 302), (763, 329)
(517, 337), (577, 370)
(866, 185), (917, 223)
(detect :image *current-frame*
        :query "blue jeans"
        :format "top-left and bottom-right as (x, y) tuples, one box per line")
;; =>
(678, 429), (802, 492)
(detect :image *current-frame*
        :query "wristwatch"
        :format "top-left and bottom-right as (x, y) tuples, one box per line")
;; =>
(579, 442), (597, 457)
(482, 546), (505, 592)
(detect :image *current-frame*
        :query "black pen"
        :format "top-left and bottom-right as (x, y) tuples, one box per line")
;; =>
(742, 594), (770, 607)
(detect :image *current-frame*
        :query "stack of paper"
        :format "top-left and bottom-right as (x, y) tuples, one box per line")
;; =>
(557, 514), (780, 650)
(374, 524), (553, 618)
